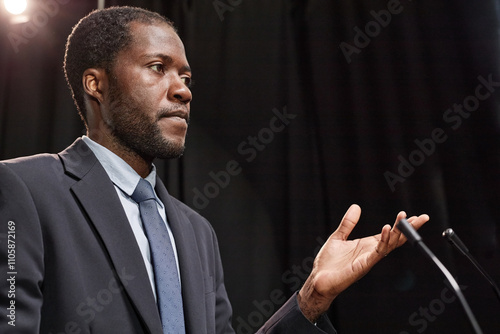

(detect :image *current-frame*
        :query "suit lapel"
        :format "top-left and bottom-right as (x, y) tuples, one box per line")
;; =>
(59, 139), (163, 334)
(155, 178), (208, 334)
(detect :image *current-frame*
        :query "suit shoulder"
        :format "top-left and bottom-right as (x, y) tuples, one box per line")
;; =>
(0, 153), (61, 177)
(169, 196), (209, 222)
(0, 153), (59, 172)
(169, 196), (216, 231)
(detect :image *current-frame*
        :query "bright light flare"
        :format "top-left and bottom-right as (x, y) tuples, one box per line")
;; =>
(4, 0), (28, 15)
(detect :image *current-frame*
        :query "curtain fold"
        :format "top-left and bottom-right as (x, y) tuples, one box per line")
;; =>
(1, 0), (499, 332)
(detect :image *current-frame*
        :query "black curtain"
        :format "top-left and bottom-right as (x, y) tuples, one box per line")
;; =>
(1, 0), (500, 332)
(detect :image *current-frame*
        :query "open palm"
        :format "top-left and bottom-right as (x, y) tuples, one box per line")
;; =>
(298, 204), (429, 322)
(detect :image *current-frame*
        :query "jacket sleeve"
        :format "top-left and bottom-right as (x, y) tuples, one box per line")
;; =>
(256, 292), (337, 334)
(0, 163), (45, 333)
(211, 226), (235, 334)
(198, 204), (336, 334)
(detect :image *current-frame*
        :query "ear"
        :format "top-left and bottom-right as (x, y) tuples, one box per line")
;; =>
(82, 68), (108, 104)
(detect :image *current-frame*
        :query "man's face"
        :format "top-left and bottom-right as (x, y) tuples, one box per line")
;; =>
(104, 21), (192, 160)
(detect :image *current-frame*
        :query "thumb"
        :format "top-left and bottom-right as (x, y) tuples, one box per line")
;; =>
(331, 204), (361, 241)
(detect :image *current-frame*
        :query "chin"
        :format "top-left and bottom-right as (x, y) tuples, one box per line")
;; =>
(157, 142), (185, 160)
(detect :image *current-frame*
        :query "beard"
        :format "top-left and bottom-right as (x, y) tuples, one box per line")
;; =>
(105, 79), (187, 161)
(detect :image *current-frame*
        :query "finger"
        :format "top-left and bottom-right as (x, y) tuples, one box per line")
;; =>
(409, 214), (430, 230)
(375, 224), (392, 258)
(395, 214), (430, 247)
(391, 211), (407, 243)
(403, 214), (429, 233)
(331, 204), (361, 241)
(391, 211), (407, 233)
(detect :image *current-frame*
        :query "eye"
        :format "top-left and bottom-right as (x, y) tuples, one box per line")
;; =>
(150, 64), (164, 73)
(181, 76), (193, 88)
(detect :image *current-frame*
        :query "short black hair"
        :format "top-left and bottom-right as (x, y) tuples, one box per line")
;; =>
(63, 6), (175, 125)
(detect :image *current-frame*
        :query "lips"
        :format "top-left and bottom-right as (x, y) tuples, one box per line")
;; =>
(159, 109), (189, 124)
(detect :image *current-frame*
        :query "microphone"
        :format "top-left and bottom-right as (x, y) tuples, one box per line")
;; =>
(443, 228), (500, 302)
(397, 218), (483, 334)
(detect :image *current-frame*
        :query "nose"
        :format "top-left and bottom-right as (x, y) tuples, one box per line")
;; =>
(169, 76), (192, 104)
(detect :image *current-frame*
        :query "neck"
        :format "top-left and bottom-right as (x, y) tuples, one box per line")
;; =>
(88, 131), (153, 179)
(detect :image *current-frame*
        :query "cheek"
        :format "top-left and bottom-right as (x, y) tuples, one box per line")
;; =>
(135, 88), (166, 115)
(120, 69), (163, 101)
(110, 72), (166, 118)
(127, 87), (151, 105)
(122, 90), (159, 120)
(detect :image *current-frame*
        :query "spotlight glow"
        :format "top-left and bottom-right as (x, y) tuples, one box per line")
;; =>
(4, 0), (28, 15)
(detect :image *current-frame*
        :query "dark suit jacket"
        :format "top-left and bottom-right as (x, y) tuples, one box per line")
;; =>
(0, 138), (335, 333)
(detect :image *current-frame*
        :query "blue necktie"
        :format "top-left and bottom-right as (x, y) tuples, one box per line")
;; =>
(131, 179), (185, 334)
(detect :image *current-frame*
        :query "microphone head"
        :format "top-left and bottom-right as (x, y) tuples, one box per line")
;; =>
(442, 228), (469, 254)
(442, 228), (455, 239)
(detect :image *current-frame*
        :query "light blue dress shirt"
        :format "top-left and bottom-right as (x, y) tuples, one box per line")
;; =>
(82, 136), (181, 300)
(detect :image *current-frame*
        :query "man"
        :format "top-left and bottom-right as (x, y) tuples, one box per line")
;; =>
(0, 6), (428, 333)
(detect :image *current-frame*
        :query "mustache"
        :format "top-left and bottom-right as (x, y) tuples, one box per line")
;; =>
(158, 106), (190, 124)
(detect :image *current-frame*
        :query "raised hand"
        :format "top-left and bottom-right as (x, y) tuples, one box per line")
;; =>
(298, 204), (429, 323)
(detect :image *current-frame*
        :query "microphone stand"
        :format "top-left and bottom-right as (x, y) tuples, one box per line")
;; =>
(443, 228), (500, 302)
(397, 219), (483, 334)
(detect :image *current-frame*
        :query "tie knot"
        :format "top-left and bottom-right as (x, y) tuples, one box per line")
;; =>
(131, 179), (156, 203)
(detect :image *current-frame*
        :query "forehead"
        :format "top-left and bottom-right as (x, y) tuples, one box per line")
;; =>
(120, 21), (188, 63)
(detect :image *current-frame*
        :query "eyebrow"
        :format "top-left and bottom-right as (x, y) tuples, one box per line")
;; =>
(142, 53), (192, 73)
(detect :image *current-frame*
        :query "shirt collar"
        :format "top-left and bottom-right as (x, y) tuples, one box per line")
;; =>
(82, 136), (163, 207)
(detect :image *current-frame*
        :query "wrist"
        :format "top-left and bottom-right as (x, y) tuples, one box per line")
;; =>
(298, 276), (335, 323)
